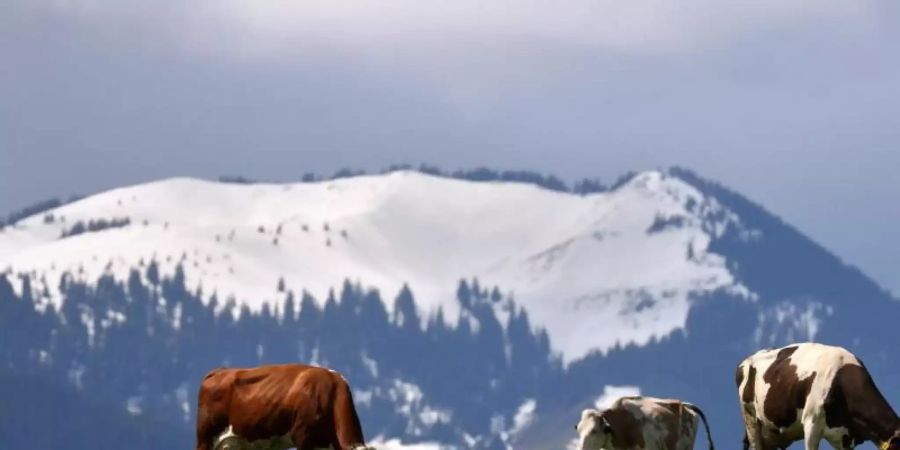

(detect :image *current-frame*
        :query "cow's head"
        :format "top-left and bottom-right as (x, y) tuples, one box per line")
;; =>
(574, 409), (614, 450)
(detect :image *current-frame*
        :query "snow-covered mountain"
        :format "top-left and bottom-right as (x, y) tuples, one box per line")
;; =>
(2, 167), (897, 450)
(1, 170), (752, 363)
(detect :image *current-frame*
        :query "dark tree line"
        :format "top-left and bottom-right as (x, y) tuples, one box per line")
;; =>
(216, 165), (609, 195)
(59, 217), (132, 238)
(0, 265), (562, 449)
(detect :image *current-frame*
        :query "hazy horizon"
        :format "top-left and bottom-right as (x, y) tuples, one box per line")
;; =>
(3, 0), (898, 293)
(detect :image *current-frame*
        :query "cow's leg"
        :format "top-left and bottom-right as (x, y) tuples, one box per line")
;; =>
(741, 406), (766, 450)
(290, 426), (309, 450)
(196, 421), (218, 450)
(803, 417), (825, 450)
(196, 434), (210, 450)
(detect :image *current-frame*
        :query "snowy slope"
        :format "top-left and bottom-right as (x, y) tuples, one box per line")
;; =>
(0, 170), (753, 363)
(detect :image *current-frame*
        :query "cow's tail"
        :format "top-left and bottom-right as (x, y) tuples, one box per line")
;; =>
(684, 403), (714, 450)
(333, 374), (369, 450)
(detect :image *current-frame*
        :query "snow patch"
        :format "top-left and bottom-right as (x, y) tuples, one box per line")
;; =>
(100, 310), (127, 330)
(510, 398), (537, 436)
(594, 385), (642, 409)
(497, 398), (537, 449)
(126, 396), (144, 416)
(419, 406), (452, 427)
(354, 389), (374, 408)
(754, 300), (832, 345)
(389, 379), (424, 411)
(68, 362), (86, 389)
(80, 309), (96, 347)
(368, 437), (445, 450)
(386, 379), (452, 436)
(361, 350), (379, 378)
(176, 382), (191, 423)
(36, 349), (52, 366)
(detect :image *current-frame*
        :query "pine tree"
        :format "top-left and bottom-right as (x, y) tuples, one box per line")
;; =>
(283, 291), (296, 324)
(393, 284), (419, 333)
(456, 279), (472, 309)
(146, 260), (160, 286)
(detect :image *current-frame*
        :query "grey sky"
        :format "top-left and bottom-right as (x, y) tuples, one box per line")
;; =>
(1, 0), (899, 293)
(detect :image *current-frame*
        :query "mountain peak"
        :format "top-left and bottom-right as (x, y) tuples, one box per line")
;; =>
(0, 169), (750, 363)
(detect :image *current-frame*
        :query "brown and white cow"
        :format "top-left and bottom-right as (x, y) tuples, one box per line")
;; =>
(575, 396), (715, 450)
(736, 342), (900, 450)
(196, 364), (373, 450)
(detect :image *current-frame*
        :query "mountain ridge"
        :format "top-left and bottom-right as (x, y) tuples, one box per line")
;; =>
(1, 168), (755, 363)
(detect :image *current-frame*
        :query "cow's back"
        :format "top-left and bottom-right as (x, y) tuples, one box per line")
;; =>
(196, 364), (355, 450)
(609, 397), (699, 450)
(741, 343), (859, 379)
(229, 365), (316, 441)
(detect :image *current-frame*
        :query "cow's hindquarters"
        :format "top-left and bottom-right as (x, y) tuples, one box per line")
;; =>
(737, 361), (767, 450)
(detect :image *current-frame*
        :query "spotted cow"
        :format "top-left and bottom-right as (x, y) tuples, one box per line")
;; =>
(196, 364), (373, 450)
(736, 342), (900, 450)
(575, 396), (715, 450)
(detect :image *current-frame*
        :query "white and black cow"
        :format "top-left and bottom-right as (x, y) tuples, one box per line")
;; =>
(736, 342), (900, 450)
(575, 396), (715, 450)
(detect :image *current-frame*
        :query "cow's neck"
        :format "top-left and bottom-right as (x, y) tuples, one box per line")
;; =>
(856, 402), (900, 445)
(839, 364), (900, 445)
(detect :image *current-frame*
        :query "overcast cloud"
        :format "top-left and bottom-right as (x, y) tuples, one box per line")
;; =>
(1, 1), (898, 293)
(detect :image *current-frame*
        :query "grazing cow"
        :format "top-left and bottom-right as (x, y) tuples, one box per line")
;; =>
(736, 342), (900, 450)
(575, 396), (715, 450)
(196, 364), (372, 450)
